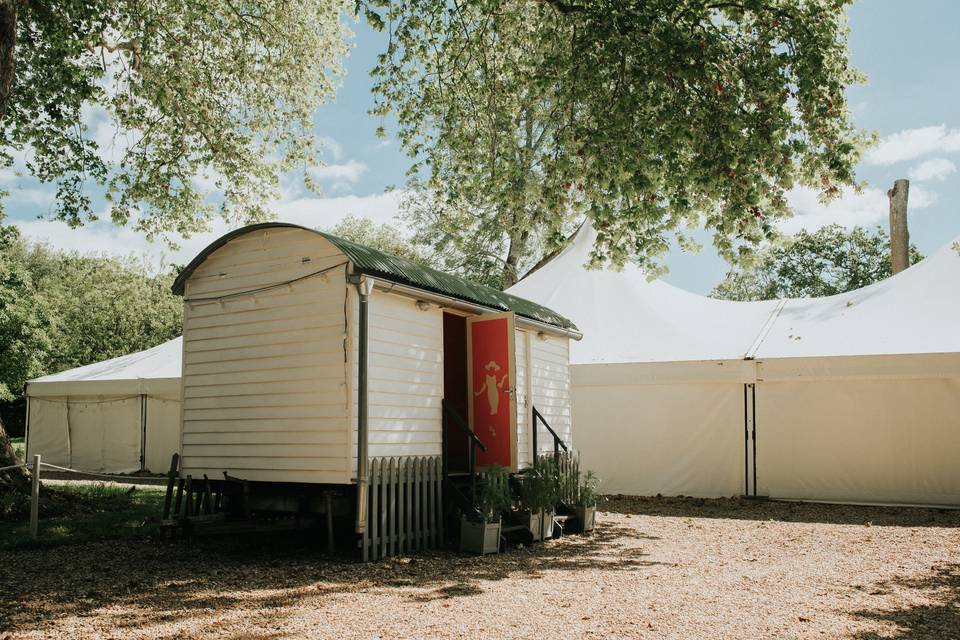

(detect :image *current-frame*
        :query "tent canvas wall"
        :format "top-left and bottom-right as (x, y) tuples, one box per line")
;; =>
(25, 337), (183, 474)
(507, 224), (960, 507)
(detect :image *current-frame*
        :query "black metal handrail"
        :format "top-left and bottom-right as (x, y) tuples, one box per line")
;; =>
(532, 405), (568, 464)
(441, 399), (487, 505)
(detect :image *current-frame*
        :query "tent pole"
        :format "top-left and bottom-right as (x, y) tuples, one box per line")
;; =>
(140, 394), (147, 471)
(23, 389), (31, 460)
(743, 384), (749, 496)
(751, 384), (757, 497)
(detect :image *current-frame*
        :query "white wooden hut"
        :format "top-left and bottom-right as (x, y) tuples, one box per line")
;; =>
(171, 223), (581, 556)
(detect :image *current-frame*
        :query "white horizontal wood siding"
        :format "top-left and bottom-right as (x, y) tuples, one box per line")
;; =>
(515, 329), (532, 468)
(530, 333), (573, 454)
(352, 292), (444, 468)
(180, 228), (352, 484)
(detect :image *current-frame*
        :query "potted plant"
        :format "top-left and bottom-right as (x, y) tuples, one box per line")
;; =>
(538, 457), (563, 540)
(460, 465), (511, 555)
(571, 470), (600, 533)
(514, 467), (548, 542)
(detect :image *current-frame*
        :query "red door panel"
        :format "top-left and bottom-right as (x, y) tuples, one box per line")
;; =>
(467, 312), (517, 471)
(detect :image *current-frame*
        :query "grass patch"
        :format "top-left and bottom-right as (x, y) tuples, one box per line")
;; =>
(11, 436), (24, 462)
(0, 482), (165, 550)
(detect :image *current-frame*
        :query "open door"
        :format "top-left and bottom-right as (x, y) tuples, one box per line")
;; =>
(467, 312), (518, 472)
(442, 312), (469, 473)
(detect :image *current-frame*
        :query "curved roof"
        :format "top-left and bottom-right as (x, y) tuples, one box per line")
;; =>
(507, 222), (960, 364)
(172, 223), (576, 331)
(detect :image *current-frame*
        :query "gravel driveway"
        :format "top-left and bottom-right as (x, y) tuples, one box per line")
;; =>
(2, 497), (958, 639)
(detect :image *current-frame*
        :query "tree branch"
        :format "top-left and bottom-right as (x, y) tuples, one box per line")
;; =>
(85, 36), (142, 70)
(533, 0), (585, 14)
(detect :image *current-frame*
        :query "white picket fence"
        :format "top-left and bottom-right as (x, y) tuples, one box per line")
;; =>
(361, 455), (444, 561)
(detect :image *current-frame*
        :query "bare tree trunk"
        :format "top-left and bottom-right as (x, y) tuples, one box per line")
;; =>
(517, 220), (585, 283)
(0, 0), (14, 123)
(887, 178), (910, 274)
(0, 415), (30, 493)
(500, 106), (535, 290)
(501, 226), (529, 289)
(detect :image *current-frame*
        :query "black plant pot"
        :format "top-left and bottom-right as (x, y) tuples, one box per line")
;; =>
(573, 505), (596, 533)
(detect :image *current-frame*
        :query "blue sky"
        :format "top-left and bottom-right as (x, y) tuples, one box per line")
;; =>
(7, 0), (960, 294)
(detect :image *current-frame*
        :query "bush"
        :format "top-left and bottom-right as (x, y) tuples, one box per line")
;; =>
(0, 488), (30, 520)
(516, 462), (560, 512)
(475, 465), (511, 522)
(577, 470), (601, 508)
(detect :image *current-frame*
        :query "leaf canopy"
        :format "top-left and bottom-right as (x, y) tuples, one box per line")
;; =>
(364, 0), (871, 286)
(711, 224), (924, 301)
(2, 0), (351, 239)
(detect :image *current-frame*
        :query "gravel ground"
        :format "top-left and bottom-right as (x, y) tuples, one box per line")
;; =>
(1, 497), (958, 640)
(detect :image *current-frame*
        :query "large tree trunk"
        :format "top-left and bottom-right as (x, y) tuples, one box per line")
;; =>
(0, 0), (15, 123)
(501, 226), (529, 289)
(0, 415), (29, 493)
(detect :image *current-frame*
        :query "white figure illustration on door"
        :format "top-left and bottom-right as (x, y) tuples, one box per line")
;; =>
(475, 360), (509, 417)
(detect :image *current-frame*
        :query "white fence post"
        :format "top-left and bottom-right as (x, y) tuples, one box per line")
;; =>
(30, 453), (40, 540)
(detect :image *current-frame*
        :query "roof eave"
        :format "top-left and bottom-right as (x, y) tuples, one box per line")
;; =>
(361, 275), (582, 340)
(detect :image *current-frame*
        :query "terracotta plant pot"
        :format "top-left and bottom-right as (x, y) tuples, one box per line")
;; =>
(460, 516), (501, 554)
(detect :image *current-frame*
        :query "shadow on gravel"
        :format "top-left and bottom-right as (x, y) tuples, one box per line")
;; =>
(848, 563), (960, 639)
(7, 497), (949, 636)
(0, 518), (662, 635)
(404, 522), (667, 602)
(602, 495), (960, 528)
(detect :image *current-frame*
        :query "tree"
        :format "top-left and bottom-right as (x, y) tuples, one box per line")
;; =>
(0, 225), (49, 404)
(0, 415), (29, 491)
(0, 0), (350, 239)
(363, 0), (870, 287)
(27, 250), (182, 373)
(0, 225), (47, 490)
(0, 225), (183, 436)
(711, 224), (924, 301)
(401, 189), (537, 289)
(326, 214), (432, 265)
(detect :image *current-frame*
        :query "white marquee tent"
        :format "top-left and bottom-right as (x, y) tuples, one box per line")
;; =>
(507, 225), (960, 507)
(25, 337), (183, 474)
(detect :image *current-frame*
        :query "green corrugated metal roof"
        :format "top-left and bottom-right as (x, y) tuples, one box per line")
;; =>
(172, 223), (577, 331)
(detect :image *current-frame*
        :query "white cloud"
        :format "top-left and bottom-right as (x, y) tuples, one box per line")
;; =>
(7, 186), (55, 207)
(317, 136), (343, 162)
(272, 190), (404, 229)
(82, 103), (139, 166)
(866, 125), (960, 165)
(12, 191), (405, 269)
(309, 160), (368, 183)
(781, 184), (935, 234)
(908, 157), (957, 182)
(13, 217), (189, 272)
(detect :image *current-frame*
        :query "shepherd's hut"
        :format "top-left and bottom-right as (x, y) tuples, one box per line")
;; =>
(170, 223), (581, 557)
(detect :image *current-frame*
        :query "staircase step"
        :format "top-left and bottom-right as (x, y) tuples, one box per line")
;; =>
(500, 524), (529, 534)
